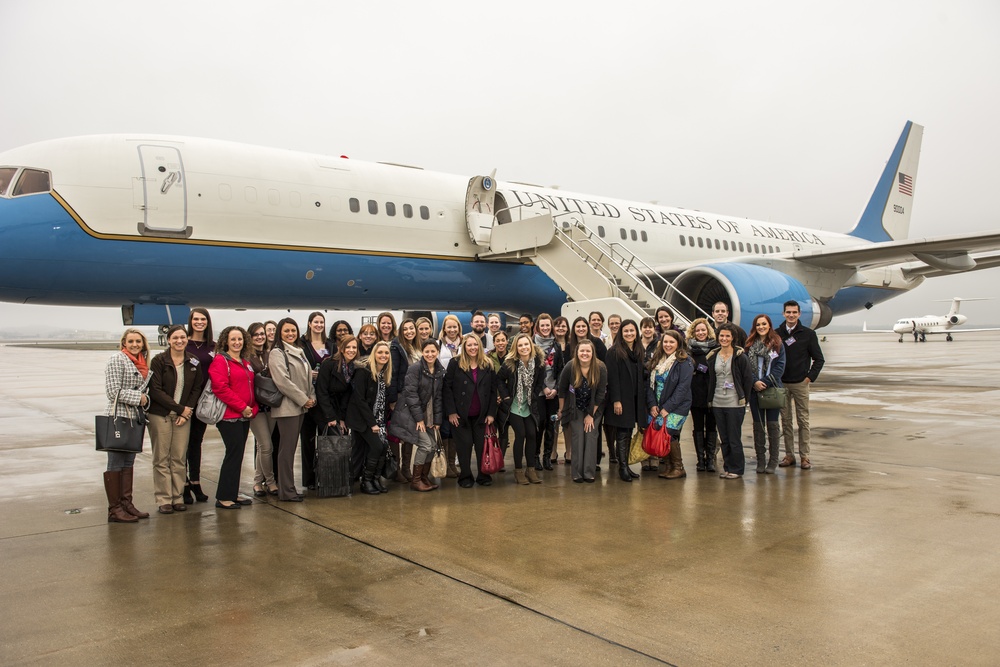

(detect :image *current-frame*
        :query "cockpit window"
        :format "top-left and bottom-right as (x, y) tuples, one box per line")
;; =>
(0, 168), (16, 196)
(12, 169), (51, 197)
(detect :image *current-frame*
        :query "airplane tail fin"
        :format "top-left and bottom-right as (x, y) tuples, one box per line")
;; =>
(848, 121), (923, 243)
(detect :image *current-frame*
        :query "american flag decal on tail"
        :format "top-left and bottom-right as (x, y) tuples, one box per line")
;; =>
(898, 172), (913, 196)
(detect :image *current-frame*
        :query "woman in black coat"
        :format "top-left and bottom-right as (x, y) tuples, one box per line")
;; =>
(389, 339), (445, 492)
(344, 341), (395, 495)
(317, 336), (362, 479)
(686, 318), (720, 472)
(604, 320), (646, 483)
(443, 334), (498, 488)
(497, 333), (546, 485)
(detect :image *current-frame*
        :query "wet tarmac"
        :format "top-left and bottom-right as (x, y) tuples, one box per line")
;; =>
(1, 334), (998, 666)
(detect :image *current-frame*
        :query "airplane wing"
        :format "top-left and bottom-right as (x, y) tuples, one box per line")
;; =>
(793, 231), (1000, 272)
(901, 251), (1000, 278)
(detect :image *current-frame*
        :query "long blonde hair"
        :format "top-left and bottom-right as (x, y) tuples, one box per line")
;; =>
(504, 333), (542, 372)
(571, 339), (600, 388)
(457, 333), (493, 372)
(365, 341), (393, 383)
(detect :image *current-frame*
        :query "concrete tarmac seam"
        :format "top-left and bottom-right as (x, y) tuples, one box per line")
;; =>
(263, 500), (679, 665)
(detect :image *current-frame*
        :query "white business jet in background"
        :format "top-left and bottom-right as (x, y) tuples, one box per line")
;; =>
(863, 298), (999, 341)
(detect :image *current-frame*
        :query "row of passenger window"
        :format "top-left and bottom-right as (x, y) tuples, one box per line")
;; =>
(349, 197), (430, 220)
(593, 224), (780, 254)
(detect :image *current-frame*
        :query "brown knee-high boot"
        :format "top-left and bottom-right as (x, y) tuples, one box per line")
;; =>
(444, 439), (459, 478)
(119, 467), (149, 519)
(104, 471), (138, 523)
(661, 439), (686, 479)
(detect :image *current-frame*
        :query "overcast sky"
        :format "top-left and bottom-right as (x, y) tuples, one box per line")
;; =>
(1, 0), (998, 331)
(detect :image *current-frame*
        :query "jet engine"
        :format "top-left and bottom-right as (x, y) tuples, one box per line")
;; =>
(666, 263), (831, 331)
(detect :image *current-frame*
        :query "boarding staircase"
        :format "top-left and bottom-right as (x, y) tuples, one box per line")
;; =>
(464, 174), (708, 326)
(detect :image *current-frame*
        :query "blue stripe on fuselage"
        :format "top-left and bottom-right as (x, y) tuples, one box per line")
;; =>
(0, 193), (567, 312)
(826, 285), (904, 317)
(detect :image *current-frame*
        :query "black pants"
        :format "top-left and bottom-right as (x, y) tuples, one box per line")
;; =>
(186, 415), (209, 482)
(452, 416), (486, 482)
(713, 407), (746, 475)
(508, 413), (538, 469)
(216, 419), (250, 502)
(691, 406), (717, 440)
(300, 408), (321, 487)
(354, 428), (387, 471)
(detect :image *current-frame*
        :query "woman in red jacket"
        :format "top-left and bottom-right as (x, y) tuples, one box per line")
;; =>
(208, 326), (258, 510)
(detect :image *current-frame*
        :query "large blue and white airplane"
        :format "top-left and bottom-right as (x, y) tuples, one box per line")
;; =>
(1, 121), (998, 331)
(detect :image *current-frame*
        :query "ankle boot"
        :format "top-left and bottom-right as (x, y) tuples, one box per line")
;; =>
(753, 422), (767, 473)
(704, 432), (718, 473)
(360, 457), (381, 495)
(190, 481), (209, 502)
(444, 440), (459, 478)
(693, 432), (706, 472)
(514, 468), (529, 485)
(765, 421), (781, 473)
(183, 482), (194, 505)
(525, 466), (541, 484)
(663, 441), (686, 479)
(421, 462), (439, 490)
(410, 461), (434, 492)
(118, 467), (149, 519)
(400, 443), (414, 482)
(104, 471), (138, 523)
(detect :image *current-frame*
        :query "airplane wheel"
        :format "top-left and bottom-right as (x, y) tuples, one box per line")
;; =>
(946, 335), (953, 342)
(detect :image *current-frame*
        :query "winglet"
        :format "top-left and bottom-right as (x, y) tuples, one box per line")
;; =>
(849, 121), (923, 243)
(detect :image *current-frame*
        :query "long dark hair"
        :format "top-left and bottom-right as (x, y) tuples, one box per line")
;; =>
(186, 307), (213, 343)
(746, 314), (782, 352)
(568, 316), (590, 358)
(273, 317), (301, 351)
(608, 319), (639, 360)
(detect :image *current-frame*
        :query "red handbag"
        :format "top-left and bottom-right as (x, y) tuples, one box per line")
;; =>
(642, 419), (671, 458)
(479, 423), (504, 474)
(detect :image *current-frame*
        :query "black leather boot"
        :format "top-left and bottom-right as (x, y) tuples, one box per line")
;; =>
(704, 431), (718, 473)
(360, 457), (381, 495)
(693, 432), (706, 472)
(372, 455), (389, 493)
(617, 437), (632, 482)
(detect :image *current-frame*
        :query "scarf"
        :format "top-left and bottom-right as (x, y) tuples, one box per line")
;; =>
(341, 359), (355, 384)
(747, 339), (770, 380)
(688, 339), (719, 357)
(652, 353), (677, 402)
(373, 369), (388, 445)
(515, 357), (535, 407)
(121, 348), (149, 379)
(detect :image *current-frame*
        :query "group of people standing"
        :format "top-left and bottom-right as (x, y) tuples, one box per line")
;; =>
(99, 300), (824, 521)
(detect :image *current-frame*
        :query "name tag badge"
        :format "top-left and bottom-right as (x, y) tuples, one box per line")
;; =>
(190, 358), (199, 367)
(770, 350), (779, 359)
(724, 382), (735, 390)
(696, 363), (708, 373)
(785, 336), (796, 346)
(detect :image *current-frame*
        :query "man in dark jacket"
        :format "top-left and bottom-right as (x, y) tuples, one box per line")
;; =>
(775, 300), (825, 470)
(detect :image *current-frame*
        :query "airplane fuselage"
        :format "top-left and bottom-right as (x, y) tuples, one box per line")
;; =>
(0, 133), (927, 329)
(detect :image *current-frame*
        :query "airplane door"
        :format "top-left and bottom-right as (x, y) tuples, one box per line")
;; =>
(137, 145), (190, 236)
(465, 171), (497, 246)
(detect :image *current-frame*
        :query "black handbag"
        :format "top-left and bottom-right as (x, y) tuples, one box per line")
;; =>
(96, 390), (146, 453)
(254, 369), (284, 408)
(380, 436), (399, 479)
(315, 426), (353, 497)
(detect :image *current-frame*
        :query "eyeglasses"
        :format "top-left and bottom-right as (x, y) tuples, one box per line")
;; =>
(252, 333), (266, 337)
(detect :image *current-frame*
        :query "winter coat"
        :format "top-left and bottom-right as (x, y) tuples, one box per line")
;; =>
(208, 354), (258, 420)
(346, 368), (390, 432)
(557, 361), (608, 426)
(496, 355), (546, 429)
(268, 345), (316, 419)
(603, 346), (646, 429)
(443, 359), (498, 425)
(705, 348), (753, 407)
(147, 351), (202, 417)
(688, 339), (720, 409)
(389, 359), (445, 443)
(646, 357), (694, 417)
(316, 358), (355, 424)
(104, 352), (150, 418)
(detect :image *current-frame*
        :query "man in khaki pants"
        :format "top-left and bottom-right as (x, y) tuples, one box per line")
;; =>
(775, 300), (825, 470)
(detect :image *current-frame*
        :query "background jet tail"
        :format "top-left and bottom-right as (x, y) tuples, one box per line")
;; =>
(848, 121), (923, 243)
